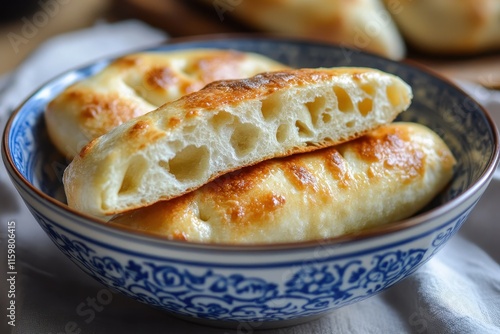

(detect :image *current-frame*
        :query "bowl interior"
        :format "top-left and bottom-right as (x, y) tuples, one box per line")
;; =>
(4, 37), (498, 222)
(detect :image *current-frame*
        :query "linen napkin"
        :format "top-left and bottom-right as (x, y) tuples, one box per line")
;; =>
(1, 20), (499, 334)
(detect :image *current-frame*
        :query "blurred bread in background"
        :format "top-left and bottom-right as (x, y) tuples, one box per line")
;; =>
(117, 0), (500, 61)
(384, 0), (500, 55)
(197, 0), (406, 60)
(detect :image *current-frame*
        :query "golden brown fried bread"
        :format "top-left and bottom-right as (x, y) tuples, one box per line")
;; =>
(201, 0), (406, 59)
(110, 122), (455, 244)
(63, 67), (412, 217)
(45, 49), (289, 158)
(384, 0), (500, 54)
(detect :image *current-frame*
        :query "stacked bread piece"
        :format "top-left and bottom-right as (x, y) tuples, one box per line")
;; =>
(48, 49), (456, 244)
(197, 0), (500, 58)
(383, 0), (500, 55)
(199, 0), (406, 59)
(45, 49), (289, 159)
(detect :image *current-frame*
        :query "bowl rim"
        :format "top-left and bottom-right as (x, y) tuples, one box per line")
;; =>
(2, 34), (500, 252)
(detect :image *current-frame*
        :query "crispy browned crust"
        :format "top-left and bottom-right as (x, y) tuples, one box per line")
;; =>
(180, 69), (368, 109)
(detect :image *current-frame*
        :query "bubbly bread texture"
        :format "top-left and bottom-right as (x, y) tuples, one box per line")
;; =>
(63, 67), (413, 217)
(110, 122), (456, 244)
(45, 49), (289, 158)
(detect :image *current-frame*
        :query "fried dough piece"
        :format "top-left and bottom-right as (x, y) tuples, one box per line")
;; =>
(45, 49), (289, 158)
(200, 0), (405, 59)
(384, 0), (500, 54)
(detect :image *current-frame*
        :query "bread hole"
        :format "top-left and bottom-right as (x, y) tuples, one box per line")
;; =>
(386, 84), (402, 107)
(358, 98), (373, 116)
(333, 86), (354, 113)
(276, 124), (290, 143)
(346, 121), (356, 128)
(118, 155), (148, 195)
(260, 95), (280, 120)
(305, 96), (326, 126)
(169, 145), (210, 182)
(210, 110), (234, 129)
(322, 112), (332, 123)
(295, 120), (313, 138)
(361, 83), (376, 96)
(230, 123), (261, 157)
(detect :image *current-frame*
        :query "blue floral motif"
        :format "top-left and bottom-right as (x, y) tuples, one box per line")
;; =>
(430, 207), (472, 256)
(33, 215), (469, 322)
(286, 248), (426, 304)
(125, 261), (149, 282)
(364, 249), (425, 292)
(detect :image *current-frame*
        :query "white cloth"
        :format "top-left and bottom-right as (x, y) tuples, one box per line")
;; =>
(1, 20), (500, 334)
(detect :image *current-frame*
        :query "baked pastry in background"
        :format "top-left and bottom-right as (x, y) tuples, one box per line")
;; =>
(45, 49), (289, 158)
(63, 67), (412, 218)
(383, 0), (500, 54)
(198, 0), (406, 59)
(110, 122), (456, 244)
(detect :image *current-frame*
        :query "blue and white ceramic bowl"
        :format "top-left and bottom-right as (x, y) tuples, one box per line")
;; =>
(2, 37), (499, 329)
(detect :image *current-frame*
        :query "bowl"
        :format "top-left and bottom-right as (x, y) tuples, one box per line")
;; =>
(2, 36), (499, 329)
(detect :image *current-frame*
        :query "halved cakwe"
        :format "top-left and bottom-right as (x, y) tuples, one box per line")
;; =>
(45, 49), (289, 159)
(63, 67), (412, 218)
